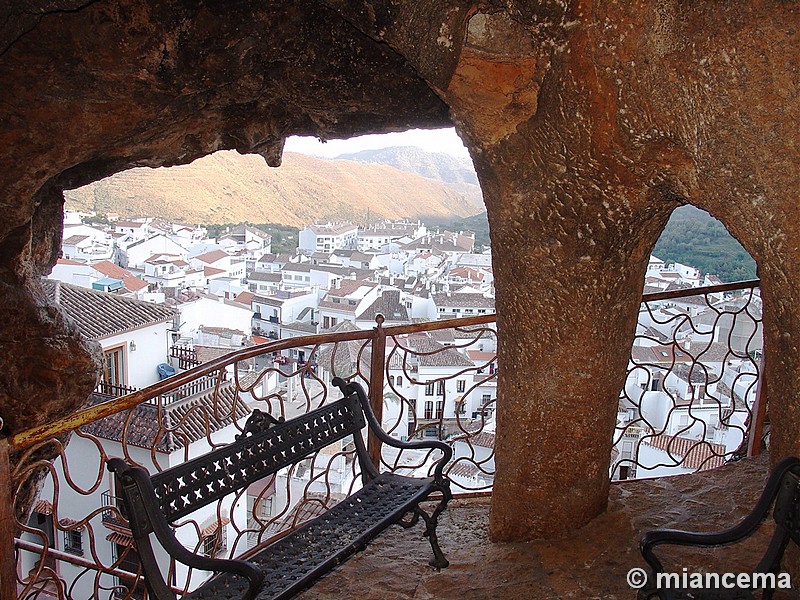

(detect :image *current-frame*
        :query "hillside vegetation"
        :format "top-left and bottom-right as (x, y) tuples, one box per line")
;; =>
(433, 205), (756, 282)
(64, 150), (484, 226)
(652, 205), (756, 282)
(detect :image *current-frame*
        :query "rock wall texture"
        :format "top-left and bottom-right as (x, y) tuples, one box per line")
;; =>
(1, 0), (799, 543)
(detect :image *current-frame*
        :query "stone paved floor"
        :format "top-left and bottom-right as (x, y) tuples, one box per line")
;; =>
(300, 455), (794, 599)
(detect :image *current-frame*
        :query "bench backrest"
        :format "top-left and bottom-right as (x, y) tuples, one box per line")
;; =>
(150, 392), (365, 522)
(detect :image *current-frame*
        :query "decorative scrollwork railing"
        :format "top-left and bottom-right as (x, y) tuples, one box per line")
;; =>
(1, 280), (764, 599)
(612, 280), (763, 480)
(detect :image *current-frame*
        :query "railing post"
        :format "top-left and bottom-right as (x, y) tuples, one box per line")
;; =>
(748, 355), (767, 457)
(0, 436), (18, 600)
(368, 315), (387, 469)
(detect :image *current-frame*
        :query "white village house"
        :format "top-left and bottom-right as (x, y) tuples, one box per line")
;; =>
(21, 282), (271, 599)
(298, 222), (358, 255)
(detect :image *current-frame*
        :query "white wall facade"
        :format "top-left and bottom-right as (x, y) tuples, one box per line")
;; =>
(124, 235), (188, 269)
(177, 297), (254, 341)
(101, 321), (173, 389)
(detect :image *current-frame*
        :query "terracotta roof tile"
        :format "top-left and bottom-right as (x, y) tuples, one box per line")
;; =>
(194, 250), (229, 264)
(432, 292), (495, 309)
(409, 337), (475, 367)
(63, 234), (90, 245)
(42, 280), (175, 340)
(248, 272), (282, 282)
(318, 299), (358, 312)
(357, 290), (409, 322)
(85, 384), (251, 452)
(235, 291), (255, 305)
(642, 434), (726, 470)
(92, 261), (149, 293)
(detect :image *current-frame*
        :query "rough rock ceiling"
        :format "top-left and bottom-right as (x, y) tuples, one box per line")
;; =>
(0, 0), (452, 243)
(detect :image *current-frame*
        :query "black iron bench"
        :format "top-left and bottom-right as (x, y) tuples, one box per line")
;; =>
(107, 378), (452, 600)
(639, 456), (800, 599)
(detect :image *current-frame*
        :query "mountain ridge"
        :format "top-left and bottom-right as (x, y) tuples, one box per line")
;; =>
(335, 146), (478, 186)
(64, 150), (485, 226)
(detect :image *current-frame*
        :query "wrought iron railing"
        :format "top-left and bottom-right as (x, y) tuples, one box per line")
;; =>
(612, 280), (763, 480)
(2, 279), (764, 599)
(169, 345), (200, 370)
(94, 374), (222, 405)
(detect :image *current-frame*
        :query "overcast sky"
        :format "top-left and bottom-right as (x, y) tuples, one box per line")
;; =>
(284, 127), (470, 159)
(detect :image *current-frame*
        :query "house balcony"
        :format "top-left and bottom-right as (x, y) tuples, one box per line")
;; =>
(5, 280), (768, 599)
(252, 313), (280, 338)
(93, 372), (222, 406)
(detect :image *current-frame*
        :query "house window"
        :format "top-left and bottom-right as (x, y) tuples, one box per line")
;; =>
(425, 381), (435, 396)
(103, 346), (126, 387)
(457, 380), (465, 393)
(64, 528), (83, 555)
(424, 401), (434, 419)
(259, 497), (273, 518)
(203, 525), (227, 557)
(424, 424), (439, 438)
(478, 309), (486, 314)
(436, 381), (445, 396)
(457, 400), (466, 414)
(396, 377), (402, 387)
(481, 394), (492, 404)
(407, 398), (417, 419)
(435, 400), (444, 419)
(113, 544), (145, 599)
(28, 511), (56, 570)
(622, 440), (634, 460)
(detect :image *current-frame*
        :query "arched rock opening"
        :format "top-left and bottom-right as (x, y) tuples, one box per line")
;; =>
(2, 1), (799, 544)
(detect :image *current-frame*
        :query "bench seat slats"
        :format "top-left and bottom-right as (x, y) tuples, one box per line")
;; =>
(184, 474), (432, 600)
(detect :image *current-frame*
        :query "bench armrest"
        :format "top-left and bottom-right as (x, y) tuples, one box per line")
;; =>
(640, 456), (800, 575)
(332, 378), (453, 482)
(107, 458), (264, 600)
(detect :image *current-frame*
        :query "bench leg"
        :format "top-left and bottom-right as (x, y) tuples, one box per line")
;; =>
(416, 497), (450, 569)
